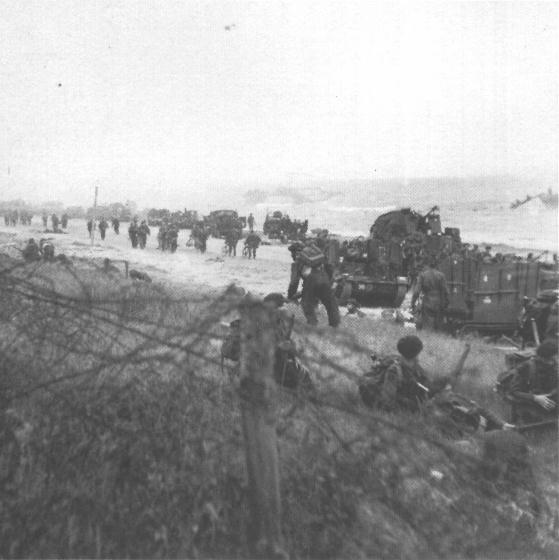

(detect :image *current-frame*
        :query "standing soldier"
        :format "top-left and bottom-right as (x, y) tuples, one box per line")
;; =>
(225, 227), (240, 257)
(128, 218), (139, 248)
(192, 222), (208, 254)
(244, 231), (261, 259)
(167, 223), (178, 253)
(287, 241), (340, 327)
(112, 217), (120, 235)
(51, 213), (60, 232)
(138, 220), (151, 249)
(247, 213), (255, 232)
(411, 258), (449, 332)
(61, 213), (68, 229)
(98, 217), (108, 240)
(42, 212), (48, 229)
(158, 223), (167, 251)
(87, 219), (94, 238)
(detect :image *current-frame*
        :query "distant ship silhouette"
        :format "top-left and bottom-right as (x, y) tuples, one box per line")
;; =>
(511, 188), (557, 209)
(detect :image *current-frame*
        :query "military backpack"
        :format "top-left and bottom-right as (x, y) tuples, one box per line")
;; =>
(358, 354), (402, 408)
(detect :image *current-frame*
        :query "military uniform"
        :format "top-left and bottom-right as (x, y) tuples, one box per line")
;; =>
(138, 222), (151, 249)
(378, 359), (430, 413)
(427, 389), (507, 438)
(128, 221), (139, 248)
(509, 356), (557, 424)
(244, 232), (261, 259)
(288, 258), (340, 327)
(411, 265), (449, 331)
(98, 218), (108, 240)
(22, 239), (41, 262)
(225, 229), (240, 256)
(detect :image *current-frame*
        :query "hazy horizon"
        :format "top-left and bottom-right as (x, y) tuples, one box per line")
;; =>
(1, 1), (557, 206)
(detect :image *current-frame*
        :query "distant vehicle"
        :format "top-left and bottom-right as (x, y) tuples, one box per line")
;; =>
(147, 209), (199, 229)
(263, 211), (308, 242)
(86, 202), (134, 222)
(203, 210), (246, 238)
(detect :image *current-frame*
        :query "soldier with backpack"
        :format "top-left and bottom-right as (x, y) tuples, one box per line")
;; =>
(359, 335), (430, 413)
(220, 293), (312, 392)
(244, 231), (261, 259)
(287, 240), (340, 328)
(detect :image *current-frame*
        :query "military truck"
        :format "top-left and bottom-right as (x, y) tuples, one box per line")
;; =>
(147, 209), (199, 229)
(263, 211), (308, 242)
(440, 256), (558, 335)
(329, 207), (451, 307)
(203, 210), (246, 238)
(329, 206), (559, 332)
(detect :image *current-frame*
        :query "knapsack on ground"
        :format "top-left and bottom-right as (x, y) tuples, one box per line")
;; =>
(299, 244), (326, 268)
(358, 355), (401, 408)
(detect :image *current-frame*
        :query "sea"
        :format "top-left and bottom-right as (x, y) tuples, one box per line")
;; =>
(181, 176), (557, 255)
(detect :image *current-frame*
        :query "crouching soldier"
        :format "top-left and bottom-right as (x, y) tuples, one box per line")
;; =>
(39, 239), (55, 260)
(508, 341), (557, 425)
(359, 335), (431, 413)
(263, 292), (313, 392)
(22, 238), (41, 262)
(426, 376), (515, 439)
(221, 292), (312, 392)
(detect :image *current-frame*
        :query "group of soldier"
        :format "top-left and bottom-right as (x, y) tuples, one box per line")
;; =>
(3, 209), (33, 226)
(42, 212), (68, 232)
(155, 221), (177, 252)
(21, 237), (71, 265)
(127, 218), (152, 249)
(359, 333), (557, 436)
(2, 210), (69, 230)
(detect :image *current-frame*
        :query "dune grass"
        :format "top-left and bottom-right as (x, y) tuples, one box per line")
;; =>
(0, 255), (557, 558)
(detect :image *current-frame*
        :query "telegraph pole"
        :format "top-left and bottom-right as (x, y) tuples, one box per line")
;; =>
(91, 185), (98, 245)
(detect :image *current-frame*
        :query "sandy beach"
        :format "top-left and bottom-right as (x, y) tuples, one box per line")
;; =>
(0, 219), (295, 297)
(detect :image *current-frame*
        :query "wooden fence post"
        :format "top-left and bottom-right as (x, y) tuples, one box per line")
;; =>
(239, 297), (287, 559)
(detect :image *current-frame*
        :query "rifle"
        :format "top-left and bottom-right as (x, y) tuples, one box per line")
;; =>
(530, 318), (541, 346)
(450, 343), (471, 380)
(515, 419), (557, 433)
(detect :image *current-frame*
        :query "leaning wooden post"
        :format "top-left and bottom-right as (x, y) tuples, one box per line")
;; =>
(239, 297), (287, 559)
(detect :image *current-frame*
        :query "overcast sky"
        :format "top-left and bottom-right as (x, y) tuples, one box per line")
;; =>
(0, 1), (557, 204)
